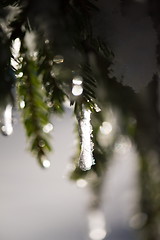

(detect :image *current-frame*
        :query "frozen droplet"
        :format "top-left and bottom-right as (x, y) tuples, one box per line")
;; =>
(72, 76), (83, 85)
(76, 178), (88, 188)
(43, 123), (53, 133)
(72, 85), (83, 96)
(41, 157), (51, 169)
(72, 75), (83, 96)
(20, 100), (25, 109)
(77, 106), (95, 171)
(53, 55), (64, 64)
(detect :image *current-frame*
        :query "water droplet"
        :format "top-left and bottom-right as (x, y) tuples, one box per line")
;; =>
(72, 76), (83, 85)
(53, 55), (64, 64)
(72, 75), (83, 96)
(20, 100), (25, 109)
(43, 123), (53, 133)
(1, 104), (13, 136)
(72, 85), (83, 96)
(41, 157), (51, 169)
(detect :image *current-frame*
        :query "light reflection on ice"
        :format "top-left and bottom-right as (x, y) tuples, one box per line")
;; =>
(72, 76), (83, 96)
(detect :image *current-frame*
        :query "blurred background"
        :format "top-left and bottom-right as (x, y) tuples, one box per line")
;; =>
(0, 0), (160, 240)
(0, 108), (139, 240)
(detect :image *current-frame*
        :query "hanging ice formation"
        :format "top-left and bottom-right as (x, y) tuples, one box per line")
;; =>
(77, 105), (95, 171)
(0, 104), (13, 136)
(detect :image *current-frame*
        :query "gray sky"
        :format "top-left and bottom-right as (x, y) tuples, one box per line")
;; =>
(0, 109), (139, 240)
(0, 110), (89, 240)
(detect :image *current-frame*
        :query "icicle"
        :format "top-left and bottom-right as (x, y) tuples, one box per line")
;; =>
(77, 106), (95, 171)
(1, 104), (13, 136)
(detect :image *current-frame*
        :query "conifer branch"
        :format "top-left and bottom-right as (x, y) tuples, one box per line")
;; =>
(17, 44), (52, 167)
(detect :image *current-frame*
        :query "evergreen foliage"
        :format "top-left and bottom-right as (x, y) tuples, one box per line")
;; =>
(0, 1), (160, 239)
